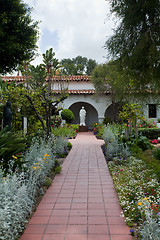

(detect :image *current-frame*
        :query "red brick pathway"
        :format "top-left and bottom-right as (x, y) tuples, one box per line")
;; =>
(20, 132), (132, 240)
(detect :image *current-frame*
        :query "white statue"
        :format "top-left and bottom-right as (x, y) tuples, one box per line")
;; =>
(79, 106), (86, 126)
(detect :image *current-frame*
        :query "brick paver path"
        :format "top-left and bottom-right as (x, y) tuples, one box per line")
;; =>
(21, 132), (132, 240)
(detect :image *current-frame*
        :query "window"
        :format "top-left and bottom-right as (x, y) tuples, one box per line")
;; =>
(149, 104), (157, 118)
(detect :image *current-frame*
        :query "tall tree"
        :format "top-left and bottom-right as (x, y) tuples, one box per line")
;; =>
(61, 56), (97, 75)
(91, 60), (130, 104)
(23, 48), (68, 135)
(105, 0), (160, 90)
(0, 0), (39, 74)
(0, 49), (68, 135)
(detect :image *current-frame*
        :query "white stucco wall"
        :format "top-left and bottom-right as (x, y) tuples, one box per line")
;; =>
(55, 80), (160, 126)
(51, 81), (94, 90)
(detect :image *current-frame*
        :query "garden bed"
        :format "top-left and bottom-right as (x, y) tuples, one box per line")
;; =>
(0, 132), (72, 240)
(101, 124), (160, 239)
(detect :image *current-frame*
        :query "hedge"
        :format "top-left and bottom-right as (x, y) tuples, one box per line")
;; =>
(138, 128), (160, 139)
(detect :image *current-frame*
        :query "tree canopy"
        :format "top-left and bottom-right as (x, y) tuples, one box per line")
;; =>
(91, 60), (131, 103)
(61, 56), (97, 75)
(0, 49), (68, 135)
(105, 0), (160, 90)
(0, 0), (39, 74)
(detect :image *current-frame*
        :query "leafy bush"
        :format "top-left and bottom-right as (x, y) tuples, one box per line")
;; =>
(61, 109), (75, 123)
(103, 125), (117, 143)
(0, 128), (26, 174)
(139, 200), (160, 240)
(139, 150), (160, 180)
(108, 156), (160, 237)
(103, 125), (130, 160)
(135, 135), (153, 151)
(137, 119), (157, 129)
(0, 136), (56, 240)
(54, 125), (78, 138)
(53, 136), (68, 158)
(103, 117), (112, 125)
(138, 128), (160, 139)
(153, 147), (160, 161)
(92, 122), (104, 138)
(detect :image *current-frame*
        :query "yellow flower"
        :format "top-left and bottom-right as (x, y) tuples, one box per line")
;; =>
(12, 155), (17, 159)
(33, 167), (36, 169)
(35, 163), (39, 165)
(44, 153), (48, 157)
(46, 162), (48, 163)
(143, 197), (149, 202)
(137, 202), (142, 206)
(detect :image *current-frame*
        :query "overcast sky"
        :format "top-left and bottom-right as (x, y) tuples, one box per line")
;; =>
(24, 0), (116, 65)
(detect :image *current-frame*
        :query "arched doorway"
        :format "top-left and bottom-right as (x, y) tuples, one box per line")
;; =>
(105, 103), (121, 122)
(69, 102), (98, 129)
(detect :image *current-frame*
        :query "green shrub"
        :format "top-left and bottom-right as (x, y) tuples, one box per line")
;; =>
(54, 166), (62, 174)
(67, 141), (72, 150)
(54, 125), (77, 138)
(103, 117), (112, 125)
(135, 135), (153, 151)
(137, 119), (157, 128)
(0, 128), (26, 174)
(61, 109), (75, 124)
(153, 147), (160, 161)
(138, 128), (160, 139)
(139, 150), (160, 180)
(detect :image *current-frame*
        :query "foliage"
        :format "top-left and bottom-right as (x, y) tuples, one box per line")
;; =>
(91, 60), (129, 103)
(91, 122), (104, 138)
(0, 128), (26, 174)
(53, 136), (72, 158)
(105, 0), (160, 90)
(137, 119), (157, 129)
(61, 56), (97, 75)
(132, 135), (153, 151)
(103, 122), (160, 237)
(0, 136), (56, 240)
(140, 150), (160, 180)
(119, 103), (143, 122)
(103, 125), (130, 160)
(61, 109), (75, 124)
(54, 124), (78, 139)
(0, 0), (39, 74)
(103, 116), (112, 125)
(119, 103), (143, 139)
(12, 48), (69, 135)
(138, 128), (160, 139)
(108, 156), (160, 237)
(153, 147), (160, 161)
(150, 139), (158, 144)
(139, 199), (160, 239)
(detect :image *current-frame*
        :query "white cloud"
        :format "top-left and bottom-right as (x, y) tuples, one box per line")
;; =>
(24, 0), (115, 65)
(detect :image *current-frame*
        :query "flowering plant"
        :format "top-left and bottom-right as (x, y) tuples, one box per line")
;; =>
(150, 139), (158, 144)
(137, 118), (157, 129)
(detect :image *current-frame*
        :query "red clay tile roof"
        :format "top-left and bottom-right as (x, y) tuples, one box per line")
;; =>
(53, 89), (95, 94)
(1, 75), (91, 83)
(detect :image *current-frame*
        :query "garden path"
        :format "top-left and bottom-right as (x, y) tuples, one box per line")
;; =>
(20, 132), (132, 240)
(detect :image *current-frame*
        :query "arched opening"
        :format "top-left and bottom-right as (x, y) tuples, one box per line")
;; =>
(105, 103), (122, 122)
(69, 102), (98, 128)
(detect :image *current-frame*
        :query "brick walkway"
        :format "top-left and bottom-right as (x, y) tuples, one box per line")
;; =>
(20, 132), (132, 240)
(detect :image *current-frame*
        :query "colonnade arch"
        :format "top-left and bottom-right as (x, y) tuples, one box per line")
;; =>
(68, 102), (98, 128)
